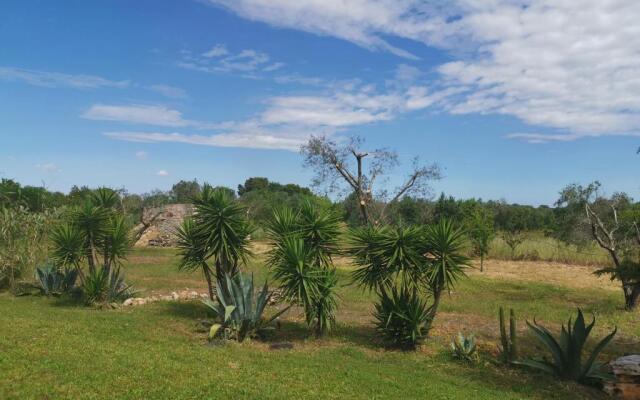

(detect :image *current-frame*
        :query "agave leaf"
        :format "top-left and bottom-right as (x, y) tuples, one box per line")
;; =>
(209, 323), (223, 340)
(517, 359), (557, 376)
(224, 305), (236, 323)
(582, 326), (617, 379)
(527, 319), (565, 371)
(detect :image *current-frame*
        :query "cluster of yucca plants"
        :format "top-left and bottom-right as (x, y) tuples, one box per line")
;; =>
(349, 220), (470, 349)
(266, 202), (342, 337)
(176, 185), (253, 301)
(49, 188), (134, 305)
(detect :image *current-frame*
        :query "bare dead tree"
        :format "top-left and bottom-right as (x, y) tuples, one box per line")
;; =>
(301, 135), (441, 225)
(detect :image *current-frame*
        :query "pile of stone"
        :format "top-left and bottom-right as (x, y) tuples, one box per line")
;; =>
(134, 204), (193, 247)
(122, 288), (285, 307)
(605, 354), (640, 399)
(123, 289), (207, 306)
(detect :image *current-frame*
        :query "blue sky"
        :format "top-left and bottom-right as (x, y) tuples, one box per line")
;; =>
(1, 0), (639, 205)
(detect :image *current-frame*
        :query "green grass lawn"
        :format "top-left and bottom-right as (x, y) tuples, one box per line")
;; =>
(1, 247), (638, 399)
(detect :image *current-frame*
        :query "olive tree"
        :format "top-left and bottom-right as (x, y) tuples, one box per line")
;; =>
(301, 135), (440, 226)
(557, 182), (640, 310)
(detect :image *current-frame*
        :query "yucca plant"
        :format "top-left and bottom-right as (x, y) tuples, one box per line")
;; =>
(83, 266), (133, 305)
(265, 203), (341, 336)
(451, 332), (479, 362)
(51, 191), (134, 306)
(520, 309), (617, 384)
(203, 273), (289, 342)
(176, 186), (253, 300)
(349, 219), (470, 346)
(35, 263), (78, 296)
(373, 286), (431, 350)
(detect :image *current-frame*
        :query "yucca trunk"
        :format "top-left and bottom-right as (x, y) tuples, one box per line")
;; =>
(202, 264), (215, 301)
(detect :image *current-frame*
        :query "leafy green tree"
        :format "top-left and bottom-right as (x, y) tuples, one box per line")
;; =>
(171, 180), (201, 203)
(176, 186), (253, 300)
(556, 182), (640, 310)
(237, 177), (269, 196)
(467, 207), (495, 272)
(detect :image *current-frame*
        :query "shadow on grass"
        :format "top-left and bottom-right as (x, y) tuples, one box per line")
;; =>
(160, 300), (209, 320)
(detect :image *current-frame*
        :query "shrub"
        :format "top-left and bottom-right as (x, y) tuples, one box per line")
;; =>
(203, 273), (289, 342)
(0, 207), (55, 290)
(373, 286), (431, 350)
(520, 309), (616, 384)
(451, 332), (478, 362)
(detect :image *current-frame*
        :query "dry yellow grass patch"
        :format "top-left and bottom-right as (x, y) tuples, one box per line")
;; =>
(469, 259), (619, 291)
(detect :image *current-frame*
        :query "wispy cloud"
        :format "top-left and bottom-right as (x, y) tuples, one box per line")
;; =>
(135, 151), (148, 160)
(146, 84), (188, 99)
(204, 0), (640, 143)
(179, 44), (285, 78)
(83, 104), (195, 128)
(156, 170), (169, 176)
(105, 130), (311, 151)
(35, 163), (60, 173)
(102, 80), (447, 151)
(0, 66), (129, 89)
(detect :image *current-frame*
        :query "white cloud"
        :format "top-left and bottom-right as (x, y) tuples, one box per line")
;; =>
(202, 44), (229, 58)
(205, 0), (640, 142)
(135, 151), (148, 160)
(180, 45), (286, 77)
(156, 170), (169, 176)
(147, 84), (188, 99)
(35, 163), (60, 173)
(105, 129), (310, 152)
(0, 66), (129, 89)
(82, 104), (193, 127)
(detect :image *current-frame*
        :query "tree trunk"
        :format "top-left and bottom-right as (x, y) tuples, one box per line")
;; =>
(202, 265), (215, 301)
(480, 254), (484, 272)
(426, 288), (442, 335)
(623, 281), (640, 310)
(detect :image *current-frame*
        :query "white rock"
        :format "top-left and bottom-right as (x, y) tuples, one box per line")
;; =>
(611, 354), (640, 376)
(123, 298), (134, 306)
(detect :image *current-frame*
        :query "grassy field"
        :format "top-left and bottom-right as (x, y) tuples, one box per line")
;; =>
(1, 245), (638, 399)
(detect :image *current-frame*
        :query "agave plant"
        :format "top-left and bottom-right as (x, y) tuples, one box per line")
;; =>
(202, 273), (289, 342)
(373, 286), (431, 350)
(451, 332), (478, 362)
(35, 263), (78, 296)
(520, 309), (617, 384)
